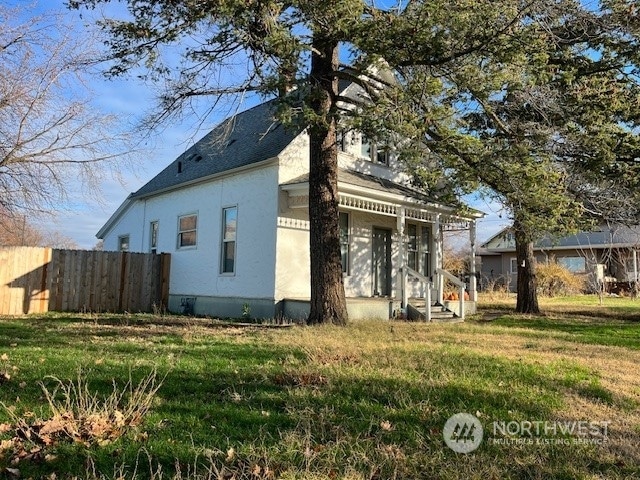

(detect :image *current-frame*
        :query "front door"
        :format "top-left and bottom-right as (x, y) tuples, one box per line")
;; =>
(372, 228), (392, 296)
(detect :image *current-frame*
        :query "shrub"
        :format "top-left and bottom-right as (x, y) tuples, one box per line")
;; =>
(537, 262), (585, 297)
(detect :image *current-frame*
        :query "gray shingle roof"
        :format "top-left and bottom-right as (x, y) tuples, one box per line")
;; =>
(132, 99), (299, 199)
(481, 225), (640, 251)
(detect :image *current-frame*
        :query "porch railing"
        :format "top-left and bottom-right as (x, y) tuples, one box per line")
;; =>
(435, 268), (465, 320)
(401, 267), (466, 320)
(401, 266), (433, 321)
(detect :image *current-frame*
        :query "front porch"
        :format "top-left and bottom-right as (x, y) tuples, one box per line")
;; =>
(279, 296), (477, 322)
(279, 169), (483, 321)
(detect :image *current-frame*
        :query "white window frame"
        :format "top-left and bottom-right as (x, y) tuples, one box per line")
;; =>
(406, 223), (430, 276)
(118, 235), (130, 252)
(360, 133), (391, 166)
(177, 213), (197, 249)
(149, 221), (159, 254)
(221, 206), (237, 274)
(339, 212), (350, 275)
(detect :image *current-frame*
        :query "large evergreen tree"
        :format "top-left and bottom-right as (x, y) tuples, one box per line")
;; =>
(369, 0), (640, 313)
(69, 0), (639, 317)
(69, 0), (543, 323)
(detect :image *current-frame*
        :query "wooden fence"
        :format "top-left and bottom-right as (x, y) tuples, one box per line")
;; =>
(0, 247), (170, 315)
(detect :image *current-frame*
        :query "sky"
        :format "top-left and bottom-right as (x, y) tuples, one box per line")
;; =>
(18, 0), (510, 249)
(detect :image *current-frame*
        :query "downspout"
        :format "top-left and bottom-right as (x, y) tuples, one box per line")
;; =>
(141, 198), (148, 252)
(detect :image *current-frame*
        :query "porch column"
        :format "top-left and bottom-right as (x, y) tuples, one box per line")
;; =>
(434, 214), (443, 304)
(633, 249), (638, 296)
(469, 220), (478, 302)
(397, 207), (407, 309)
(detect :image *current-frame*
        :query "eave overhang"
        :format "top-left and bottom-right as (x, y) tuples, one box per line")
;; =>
(281, 178), (484, 228)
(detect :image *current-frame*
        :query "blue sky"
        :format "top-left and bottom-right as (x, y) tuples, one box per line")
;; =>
(19, 0), (509, 249)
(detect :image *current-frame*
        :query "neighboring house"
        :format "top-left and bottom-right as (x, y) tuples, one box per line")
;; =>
(98, 83), (482, 320)
(479, 226), (640, 291)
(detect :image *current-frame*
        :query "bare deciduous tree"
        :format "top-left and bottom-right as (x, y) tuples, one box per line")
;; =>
(0, 5), (134, 221)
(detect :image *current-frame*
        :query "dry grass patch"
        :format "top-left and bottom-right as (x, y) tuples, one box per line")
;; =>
(0, 308), (639, 479)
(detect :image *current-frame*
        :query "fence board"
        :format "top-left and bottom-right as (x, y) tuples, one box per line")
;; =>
(0, 247), (170, 314)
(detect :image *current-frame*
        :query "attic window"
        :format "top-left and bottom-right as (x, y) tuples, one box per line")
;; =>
(227, 139), (237, 148)
(177, 161), (183, 173)
(194, 155), (202, 162)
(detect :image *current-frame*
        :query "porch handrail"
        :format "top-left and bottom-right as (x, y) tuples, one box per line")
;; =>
(435, 268), (465, 319)
(402, 266), (433, 322)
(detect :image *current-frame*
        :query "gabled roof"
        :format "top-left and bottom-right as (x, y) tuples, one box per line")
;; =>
(132, 99), (300, 199)
(481, 225), (640, 252)
(131, 76), (371, 201)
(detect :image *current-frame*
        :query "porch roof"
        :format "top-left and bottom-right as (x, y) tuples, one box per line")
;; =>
(281, 169), (483, 226)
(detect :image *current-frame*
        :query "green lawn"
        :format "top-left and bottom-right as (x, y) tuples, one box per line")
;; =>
(0, 296), (638, 479)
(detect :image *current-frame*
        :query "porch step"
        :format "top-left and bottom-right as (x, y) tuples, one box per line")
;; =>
(406, 299), (461, 323)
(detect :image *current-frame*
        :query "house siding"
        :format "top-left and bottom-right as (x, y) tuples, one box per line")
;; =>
(102, 164), (280, 313)
(102, 203), (146, 252)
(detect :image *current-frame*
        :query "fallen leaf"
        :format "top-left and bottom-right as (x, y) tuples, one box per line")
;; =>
(226, 447), (235, 462)
(1, 354), (8, 361)
(0, 423), (11, 434)
(380, 420), (393, 431)
(5, 467), (20, 477)
(0, 439), (15, 451)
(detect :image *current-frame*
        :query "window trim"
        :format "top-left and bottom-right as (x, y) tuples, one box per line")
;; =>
(406, 223), (430, 276)
(510, 257), (518, 274)
(339, 211), (350, 275)
(177, 213), (198, 249)
(220, 205), (238, 275)
(149, 220), (159, 254)
(118, 234), (130, 252)
(360, 133), (391, 166)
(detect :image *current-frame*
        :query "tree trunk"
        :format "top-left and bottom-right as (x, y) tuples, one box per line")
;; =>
(514, 220), (540, 314)
(307, 37), (348, 326)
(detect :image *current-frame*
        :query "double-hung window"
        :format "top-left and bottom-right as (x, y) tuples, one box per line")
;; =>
(178, 214), (197, 248)
(221, 206), (237, 273)
(406, 224), (430, 276)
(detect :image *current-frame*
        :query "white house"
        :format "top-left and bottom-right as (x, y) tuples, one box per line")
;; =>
(98, 85), (483, 320)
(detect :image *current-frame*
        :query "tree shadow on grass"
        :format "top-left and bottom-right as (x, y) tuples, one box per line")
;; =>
(1, 319), (637, 479)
